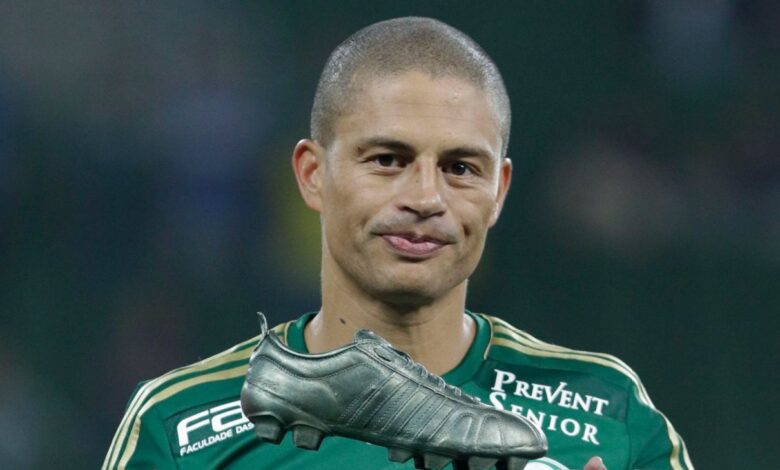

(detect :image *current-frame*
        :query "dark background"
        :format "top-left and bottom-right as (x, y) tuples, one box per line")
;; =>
(1, 1), (778, 468)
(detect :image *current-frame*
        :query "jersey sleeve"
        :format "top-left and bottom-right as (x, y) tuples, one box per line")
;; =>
(626, 381), (693, 470)
(102, 383), (177, 470)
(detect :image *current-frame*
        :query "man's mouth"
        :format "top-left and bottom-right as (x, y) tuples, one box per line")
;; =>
(380, 233), (448, 257)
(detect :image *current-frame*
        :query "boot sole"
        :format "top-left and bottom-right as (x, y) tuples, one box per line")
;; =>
(249, 412), (529, 470)
(244, 383), (533, 470)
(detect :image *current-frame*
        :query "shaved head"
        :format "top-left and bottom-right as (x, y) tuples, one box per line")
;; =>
(311, 17), (511, 156)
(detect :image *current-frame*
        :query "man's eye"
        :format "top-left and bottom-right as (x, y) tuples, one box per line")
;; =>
(444, 161), (471, 176)
(374, 154), (404, 167)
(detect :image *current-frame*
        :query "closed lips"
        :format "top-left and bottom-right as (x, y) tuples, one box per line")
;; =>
(381, 234), (448, 255)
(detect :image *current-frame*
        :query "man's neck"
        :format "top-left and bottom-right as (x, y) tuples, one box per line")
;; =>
(303, 269), (476, 376)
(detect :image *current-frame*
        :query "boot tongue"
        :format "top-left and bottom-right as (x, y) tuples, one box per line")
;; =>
(354, 329), (390, 345)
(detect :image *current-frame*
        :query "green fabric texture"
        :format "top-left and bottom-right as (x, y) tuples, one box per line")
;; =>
(103, 313), (692, 470)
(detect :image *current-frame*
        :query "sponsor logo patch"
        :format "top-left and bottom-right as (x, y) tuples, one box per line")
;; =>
(172, 400), (255, 456)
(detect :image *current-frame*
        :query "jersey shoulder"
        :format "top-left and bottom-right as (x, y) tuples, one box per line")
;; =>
(480, 315), (694, 470)
(481, 314), (650, 400)
(132, 321), (293, 416)
(103, 321), (294, 469)
(478, 315), (694, 470)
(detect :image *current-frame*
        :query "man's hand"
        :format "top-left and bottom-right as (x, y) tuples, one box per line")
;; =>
(583, 456), (606, 470)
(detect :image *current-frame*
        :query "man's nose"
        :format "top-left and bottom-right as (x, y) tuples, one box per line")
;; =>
(398, 160), (446, 218)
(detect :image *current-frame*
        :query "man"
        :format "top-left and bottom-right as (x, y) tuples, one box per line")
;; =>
(103, 17), (692, 470)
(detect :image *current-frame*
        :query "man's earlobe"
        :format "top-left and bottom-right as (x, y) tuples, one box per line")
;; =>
(292, 139), (324, 212)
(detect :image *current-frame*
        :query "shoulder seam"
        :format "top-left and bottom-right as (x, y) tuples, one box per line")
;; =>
(479, 313), (495, 359)
(489, 316), (633, 369)
(488, 316), (648, 400)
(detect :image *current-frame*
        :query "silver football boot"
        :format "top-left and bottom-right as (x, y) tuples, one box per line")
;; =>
(240, 313), (547, 470)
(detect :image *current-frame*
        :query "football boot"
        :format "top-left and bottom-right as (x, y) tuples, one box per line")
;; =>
(241, 313), (547, 470)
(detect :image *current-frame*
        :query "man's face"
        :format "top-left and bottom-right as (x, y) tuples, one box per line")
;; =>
(305, 71), (511, 305)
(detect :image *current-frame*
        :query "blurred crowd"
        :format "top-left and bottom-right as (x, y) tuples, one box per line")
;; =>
(0, 1), (777, 468)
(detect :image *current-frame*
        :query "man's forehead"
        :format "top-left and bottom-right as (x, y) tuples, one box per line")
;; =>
(358, 71), (491, 114)
(333, 71), (503, 154)
(369, 70), (479, 98)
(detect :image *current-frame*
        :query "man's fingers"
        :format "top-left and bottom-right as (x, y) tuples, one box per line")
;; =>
(583, 456), (606, 470)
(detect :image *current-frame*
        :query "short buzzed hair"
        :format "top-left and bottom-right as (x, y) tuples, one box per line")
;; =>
(311, 17), (511, 157)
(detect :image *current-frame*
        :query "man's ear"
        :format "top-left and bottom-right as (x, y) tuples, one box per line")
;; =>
(292, 139), (325, 212)
(489, 157), (512, 227)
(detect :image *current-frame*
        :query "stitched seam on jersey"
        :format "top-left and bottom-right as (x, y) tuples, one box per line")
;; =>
(495, 327), (639, 383)
(492, 317), (643, 391)
(493, 329), (646, 388)
(103, 345), (255, 469)
(492, 334), (648, 408)
(492, 320), (652, 404)
(492, 333), (689, 470)
(494, 318), (654, 394)
(115, 364), (248, 469)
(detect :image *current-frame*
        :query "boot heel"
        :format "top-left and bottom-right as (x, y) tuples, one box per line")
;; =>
(252, 415), (285, 444)
(292, 425), (325, 450)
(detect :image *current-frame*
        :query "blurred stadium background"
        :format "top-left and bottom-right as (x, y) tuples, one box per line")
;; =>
(1, 1), (778, 468)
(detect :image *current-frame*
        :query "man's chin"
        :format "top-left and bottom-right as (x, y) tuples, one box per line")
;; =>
(365, 280), (450, 308)
(351, 261), (469, 307)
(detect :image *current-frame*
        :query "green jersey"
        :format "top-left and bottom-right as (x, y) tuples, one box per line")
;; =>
(103, 312), (693, 470)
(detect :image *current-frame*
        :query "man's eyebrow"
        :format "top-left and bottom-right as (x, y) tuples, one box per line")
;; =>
(356, 137), (417, 153)
(357, 137), (496, 161)
(441, 145), (496, 161)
